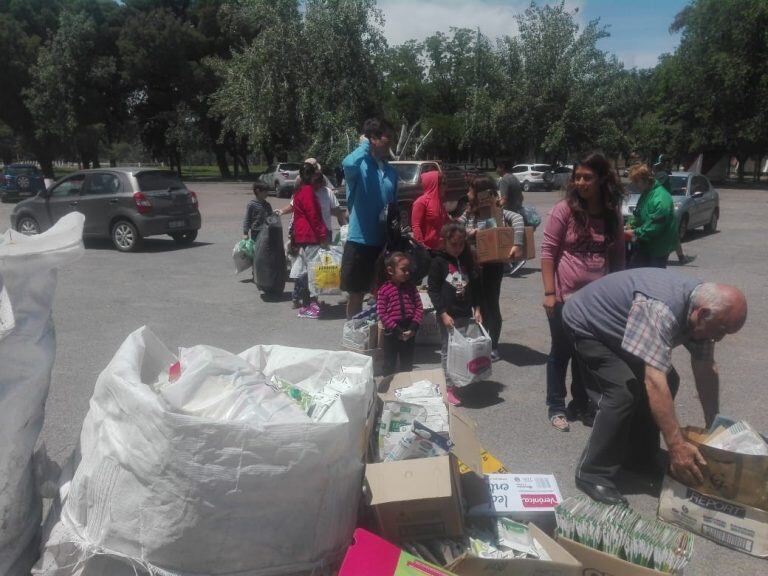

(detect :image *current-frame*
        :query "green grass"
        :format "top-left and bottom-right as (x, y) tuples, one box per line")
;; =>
(50, 164), (268, 181)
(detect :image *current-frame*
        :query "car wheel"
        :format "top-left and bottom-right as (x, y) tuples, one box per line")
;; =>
(111, 220), (143, 252)
(678, 214), (689, 241)
(704, 208), (719, 233)
(16, 215), (40, 235)
(523, 180), (531, 192)
(171, 230), (198, 244)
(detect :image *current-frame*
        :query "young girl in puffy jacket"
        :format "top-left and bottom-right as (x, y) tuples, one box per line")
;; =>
(377, 252), (424, 375)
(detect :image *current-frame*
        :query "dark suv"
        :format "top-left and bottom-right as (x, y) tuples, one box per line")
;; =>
(1, 163), (47, 202)
(10, 167), (201, 252)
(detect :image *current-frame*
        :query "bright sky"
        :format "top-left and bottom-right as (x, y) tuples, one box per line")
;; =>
(378, 0), (690, 69)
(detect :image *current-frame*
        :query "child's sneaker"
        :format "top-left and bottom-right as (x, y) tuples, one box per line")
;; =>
(298, 304), (320, 319)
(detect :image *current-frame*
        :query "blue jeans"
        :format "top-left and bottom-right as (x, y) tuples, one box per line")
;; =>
(546, 302), (588, 417)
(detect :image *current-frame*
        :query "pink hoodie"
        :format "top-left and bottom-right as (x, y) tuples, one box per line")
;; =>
(411, 171), (448, 250)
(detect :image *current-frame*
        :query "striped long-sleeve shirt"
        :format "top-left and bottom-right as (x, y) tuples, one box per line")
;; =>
(376, 281), (424, 333)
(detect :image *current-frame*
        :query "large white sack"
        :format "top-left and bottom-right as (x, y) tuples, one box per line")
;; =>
(0, 213), (85, 576)
(35, 327), (376, 576)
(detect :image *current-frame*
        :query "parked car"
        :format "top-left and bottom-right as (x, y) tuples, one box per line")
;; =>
(334, 160), (473, 227)
(259, 162), (302, 197)
(621, 172), (719, 239)
(1, 163), (47, 202)
(510, 163), (553, 192)
(10, 167), (201, 252)
(545, 165), (573, 190)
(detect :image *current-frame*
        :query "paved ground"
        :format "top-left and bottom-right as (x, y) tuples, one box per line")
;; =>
(2, 182), (767, 574)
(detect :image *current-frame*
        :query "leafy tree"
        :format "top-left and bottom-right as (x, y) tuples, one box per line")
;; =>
(656, 0), (768, 180)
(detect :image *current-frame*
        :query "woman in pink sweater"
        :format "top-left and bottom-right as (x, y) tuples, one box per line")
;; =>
(411, 170), (448, 251)
(540, 152), (625, 431)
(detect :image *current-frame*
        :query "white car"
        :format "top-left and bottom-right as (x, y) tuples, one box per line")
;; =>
(259, 162), (302, 198)
(510, 163), (553, 192)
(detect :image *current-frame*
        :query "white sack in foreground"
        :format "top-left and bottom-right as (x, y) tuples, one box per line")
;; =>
(0, 213), (85, 576)
(34, 326), (376, 576)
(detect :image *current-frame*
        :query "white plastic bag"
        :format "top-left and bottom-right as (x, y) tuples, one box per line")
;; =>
(35, 327), (376, 576)
(0, 213), (84, 576)
(308, 246), (343, 296)
(447, 322), (492, 387)
(342, 318), (377, 351)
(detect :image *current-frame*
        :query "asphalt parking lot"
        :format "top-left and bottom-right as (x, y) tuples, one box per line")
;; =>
(2, 181), (767, 575)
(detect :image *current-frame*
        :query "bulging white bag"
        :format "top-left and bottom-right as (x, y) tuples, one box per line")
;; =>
(34, 326), (376, 576)
(447, 322), (492, 387)
(0, 213), (84, 576)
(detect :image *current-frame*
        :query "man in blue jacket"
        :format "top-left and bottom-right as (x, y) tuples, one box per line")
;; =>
(341, 118), (398, 318)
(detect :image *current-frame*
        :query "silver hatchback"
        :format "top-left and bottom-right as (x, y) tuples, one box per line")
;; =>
(10, 167), (202, 251)
(622, 172), (719, 239)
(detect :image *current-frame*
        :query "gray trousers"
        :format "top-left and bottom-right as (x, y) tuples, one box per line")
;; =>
(570, 336), (679, 487)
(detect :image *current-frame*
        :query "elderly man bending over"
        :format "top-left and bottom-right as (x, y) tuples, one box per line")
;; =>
(562, 268), (747, 505)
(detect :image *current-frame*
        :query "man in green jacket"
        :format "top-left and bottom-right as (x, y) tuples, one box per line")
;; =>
(627, 164), (679, 268)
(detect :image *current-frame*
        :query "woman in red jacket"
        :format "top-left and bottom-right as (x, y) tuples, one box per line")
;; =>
(411, 169), (448, 252)
(292, 162), (329, 319)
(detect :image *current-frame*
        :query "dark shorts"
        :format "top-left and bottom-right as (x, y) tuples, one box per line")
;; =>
(341, 241), (383, 294)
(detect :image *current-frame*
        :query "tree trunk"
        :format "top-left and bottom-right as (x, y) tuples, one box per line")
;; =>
(736, 154), (747, 183)
(38, 155), (55, 180)
(239, 137), (250, 174)
(92, 156), (101, 169)
(214, 144), (231, 178)
(262, 145), (274, 167)
(109, 158), (117, 167)
(754, 155), (762, 182)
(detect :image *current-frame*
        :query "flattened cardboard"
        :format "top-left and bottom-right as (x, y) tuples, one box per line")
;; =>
(365, 455), (465, 541)
(448, 524), (582, 576)
(556, 536), (669, 576)
(682, 426), (768, 510)
(339, 528), (459, 576)
(476, 227), (514, 264)
(659, 475), (768, 558)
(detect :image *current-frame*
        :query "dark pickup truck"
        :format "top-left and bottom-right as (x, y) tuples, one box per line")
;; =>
(334, 160), (478, 226)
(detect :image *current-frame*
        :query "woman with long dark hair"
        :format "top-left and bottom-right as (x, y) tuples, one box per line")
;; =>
(540, 152), (625, 431)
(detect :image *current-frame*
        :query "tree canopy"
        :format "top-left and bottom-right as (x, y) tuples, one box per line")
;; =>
(0, 0), (766, 178)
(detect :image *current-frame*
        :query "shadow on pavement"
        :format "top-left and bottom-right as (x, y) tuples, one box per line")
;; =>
(259, 291), (292, 303)
(458, 380), (506, 409)
(84, 238), (212, 252)
(496, 342), (548, 366)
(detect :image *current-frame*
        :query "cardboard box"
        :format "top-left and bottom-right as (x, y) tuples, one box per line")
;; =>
(466, 474), (563, 516)
(339, 528), (458, 575)
(556, 535), (670, 576)
(447, 524), (582, 576)
(659, 475), (768, 558)
(476, 227), (514, 264)
(522, 226), (536, 260)
(366, 369), (483, 541)
(459, 449), (508, 475)
(682, 426), (768, 510)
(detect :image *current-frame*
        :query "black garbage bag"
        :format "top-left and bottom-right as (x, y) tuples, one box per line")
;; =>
(253, 214), (286, 295)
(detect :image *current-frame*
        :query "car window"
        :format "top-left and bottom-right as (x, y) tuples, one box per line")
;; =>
(393, 164), (419, 182)
(136, 171), (185, 192)
(512, 166), (527, 173)
(668, 175), (688, 196)
(8, 166), (38, 177)
(555, 166), (572, 174)
(85, 173), (121, 195)
(692, 175), (709, 194)
(533, 164), (551, 172)
(279, 163), (302, 171)
(421, 163), (439, 174)
(50, 174), (85, 197)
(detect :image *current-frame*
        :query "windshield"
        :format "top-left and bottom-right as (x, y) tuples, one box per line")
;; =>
(8, 166), (38, 176)
(279, 163), (302, 172)
(136, 171), (186, 191)
(393, 165), (419, 182)
(668, 175), (688, 196)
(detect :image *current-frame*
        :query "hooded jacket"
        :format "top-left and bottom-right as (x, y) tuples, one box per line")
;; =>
(427, 248), (481, 319)
(292, 184), (327, 245)
(411, 171), (448, 250)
